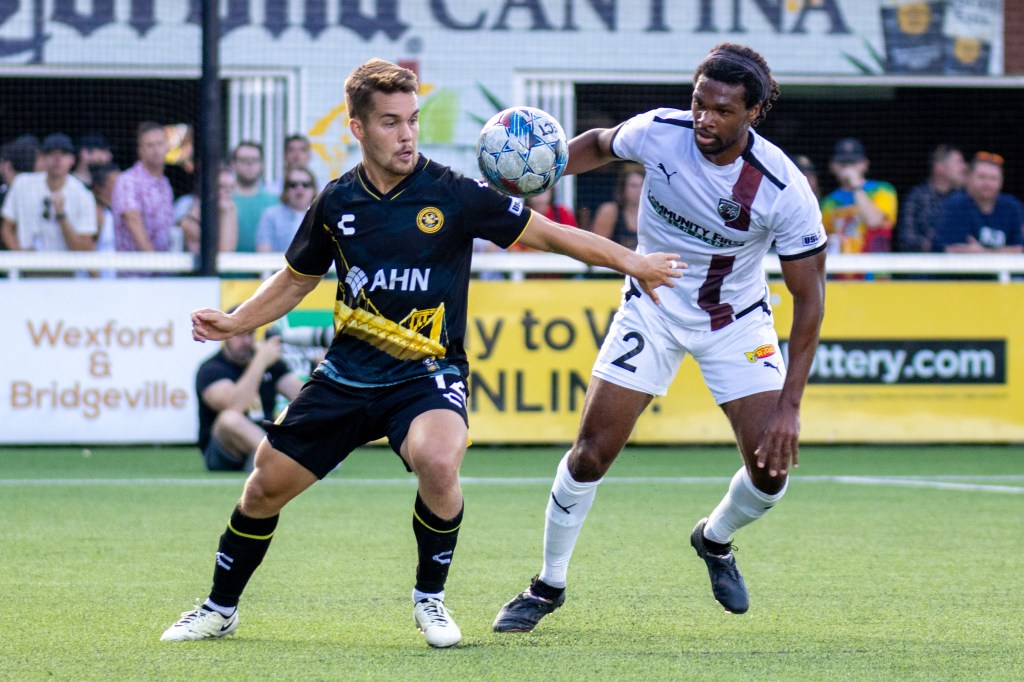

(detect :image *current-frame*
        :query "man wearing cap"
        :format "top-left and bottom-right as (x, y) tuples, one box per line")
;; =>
(1, 133), (97, 253)
(73, 133), (114, 188)
(821, 138), (897, 253)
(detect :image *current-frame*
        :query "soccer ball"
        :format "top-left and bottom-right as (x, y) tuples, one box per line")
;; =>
(477, 106), (569, 197)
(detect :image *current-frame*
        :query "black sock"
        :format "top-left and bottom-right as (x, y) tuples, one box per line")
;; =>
(703, 534), (733, 556)
(412, 494), (463, 595)
(208, 506), (279, 608)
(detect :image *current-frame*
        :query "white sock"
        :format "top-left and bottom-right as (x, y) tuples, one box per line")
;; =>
(538, 451), (601, 589)
(412, 588), (444, 604)
(704, 467), (788, 545)
(203, 598), (236, 617)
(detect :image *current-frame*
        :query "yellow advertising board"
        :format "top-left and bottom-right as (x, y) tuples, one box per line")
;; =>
(222, 279), (1024, 444)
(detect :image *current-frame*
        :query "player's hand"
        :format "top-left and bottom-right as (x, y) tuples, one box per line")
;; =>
(191, 307), (243, 342)
(754, 403), (800, 477)
(635, 252), (684, 305)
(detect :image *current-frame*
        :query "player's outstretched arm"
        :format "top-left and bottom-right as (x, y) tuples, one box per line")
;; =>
(564, 125), (621, 176)
(517, 213), (683, 304)
(191, 266), (322, 342)
(754, 250), (826, 476)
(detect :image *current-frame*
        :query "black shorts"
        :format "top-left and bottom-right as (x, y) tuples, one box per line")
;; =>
(263, 371), (469, 479)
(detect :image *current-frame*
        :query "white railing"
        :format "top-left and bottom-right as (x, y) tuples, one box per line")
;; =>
(1, 252), (1023, 282)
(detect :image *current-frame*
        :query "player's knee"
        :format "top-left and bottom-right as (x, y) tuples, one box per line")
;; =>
(239, 471), (288, 515)
(568, 442), (613, 482)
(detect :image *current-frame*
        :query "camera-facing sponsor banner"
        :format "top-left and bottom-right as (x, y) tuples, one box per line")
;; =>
(221, 278), (1024, 444)
(0, 278), (220, 444)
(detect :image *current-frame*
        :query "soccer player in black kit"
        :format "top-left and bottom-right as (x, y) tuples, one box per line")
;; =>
(161, 58), (682, 648)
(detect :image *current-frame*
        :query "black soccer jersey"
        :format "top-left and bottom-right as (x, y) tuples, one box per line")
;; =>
(285, 155), (533, 386)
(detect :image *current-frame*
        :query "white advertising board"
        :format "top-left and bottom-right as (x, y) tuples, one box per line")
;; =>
(0, 278), (219, 444)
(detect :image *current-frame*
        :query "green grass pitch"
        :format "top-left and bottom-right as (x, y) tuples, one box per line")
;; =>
(1, 445), (1021, 681)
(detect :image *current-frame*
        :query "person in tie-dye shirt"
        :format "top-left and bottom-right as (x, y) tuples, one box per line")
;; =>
(112, 121), (174, 253)
(821, 138), (897, 253)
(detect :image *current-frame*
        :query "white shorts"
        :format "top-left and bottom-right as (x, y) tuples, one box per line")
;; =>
(591, 292), (786, 404)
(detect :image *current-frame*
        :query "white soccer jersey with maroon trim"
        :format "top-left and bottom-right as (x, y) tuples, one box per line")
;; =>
(611, 108), (826, 331)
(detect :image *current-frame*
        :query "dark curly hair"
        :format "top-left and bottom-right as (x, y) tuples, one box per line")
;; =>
(693, 43), (780, 127)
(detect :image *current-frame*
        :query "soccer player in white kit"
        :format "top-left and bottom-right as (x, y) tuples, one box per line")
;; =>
(494, 43), (827, 631)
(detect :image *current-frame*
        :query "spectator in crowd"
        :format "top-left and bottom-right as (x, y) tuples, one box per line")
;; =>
(256, 166), (317, 253)
(230, 141), (278, 252)
(589, 162), (644, 250)
(1, 133), (97, 252)
(791, 154), (820, 200)
(821, 138), (897, 253)
(87, 162), (120, 277)
(113, 121), (175, 252)
(195, 314), (303, 471)
(266, 134), (315, 194)
(178, 165), (240, 254)
(72, 133), (113, 188)
(895, 144), (967, 252)
(1, 138), (39, 215)
(933, 151), (1023, 253)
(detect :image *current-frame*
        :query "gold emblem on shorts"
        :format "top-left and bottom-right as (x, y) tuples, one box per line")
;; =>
(744, 344), (776, 363)
(417, 207), (444, 234)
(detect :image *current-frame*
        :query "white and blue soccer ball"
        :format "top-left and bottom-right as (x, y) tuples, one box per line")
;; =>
(477, 106), (569, 197)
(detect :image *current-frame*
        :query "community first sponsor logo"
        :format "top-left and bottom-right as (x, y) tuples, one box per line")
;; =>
(782, 339), (1006, 385)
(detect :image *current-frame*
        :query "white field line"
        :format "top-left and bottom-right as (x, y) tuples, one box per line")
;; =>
(0, 475), (1021, 493)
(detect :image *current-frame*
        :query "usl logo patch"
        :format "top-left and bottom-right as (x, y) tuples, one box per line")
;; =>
(417, 207), (444, 234)
(717, 198), (742, 222)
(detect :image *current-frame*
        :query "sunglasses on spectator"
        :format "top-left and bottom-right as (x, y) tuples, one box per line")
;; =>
(974, 151), (1004, 166)
(286, 180), (313, 189)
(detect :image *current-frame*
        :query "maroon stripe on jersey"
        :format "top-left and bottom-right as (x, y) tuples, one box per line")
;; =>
(726, 161), (764, 231)
(698, 254), (736, 331)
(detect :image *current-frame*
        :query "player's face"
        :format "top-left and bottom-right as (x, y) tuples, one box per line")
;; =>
(691, 76), (759, 164)
(351, 91), (419, 185)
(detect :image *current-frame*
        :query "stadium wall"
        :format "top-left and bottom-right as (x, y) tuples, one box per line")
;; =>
(3, 276), (1022, 445)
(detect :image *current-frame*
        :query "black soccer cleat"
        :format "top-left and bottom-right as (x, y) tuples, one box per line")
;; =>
(690, 517), (749, 614)
(492, 576), (566, 633)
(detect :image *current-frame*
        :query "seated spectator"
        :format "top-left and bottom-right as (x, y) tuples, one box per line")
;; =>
(590, 162), (644, 250)
(791, 154), (820, 200)
(266, 134), (315, 194)
(178, 166), (240, 254)
(87, 162), (120, 278)
(821, 138), (897, 253)
(933, 151), (1023, 253)
(256, 166), (317, 252)
(195, 314), (303, 471)
(895, 144), (967, 252)
(72, 133), (113, 188)
(231, 141), (278, 252)
(0, 133), (97, 252)
(113, 122), (175, 252)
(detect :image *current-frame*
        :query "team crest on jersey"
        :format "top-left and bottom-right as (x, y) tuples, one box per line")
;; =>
(717, 198), (742, 222)
(744, 344), (776, 363)
(417, 207), (444, 234)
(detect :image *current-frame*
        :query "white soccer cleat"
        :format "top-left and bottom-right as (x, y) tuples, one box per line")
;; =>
(160, 603), (239, 641)
(413, 597), (462, 648)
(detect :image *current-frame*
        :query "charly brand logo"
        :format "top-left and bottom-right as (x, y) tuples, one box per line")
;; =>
(416, 207), (444, 234)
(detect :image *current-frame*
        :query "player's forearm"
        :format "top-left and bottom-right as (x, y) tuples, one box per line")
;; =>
(232, 267), (320, 332)
(565, 128), (615, 176)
